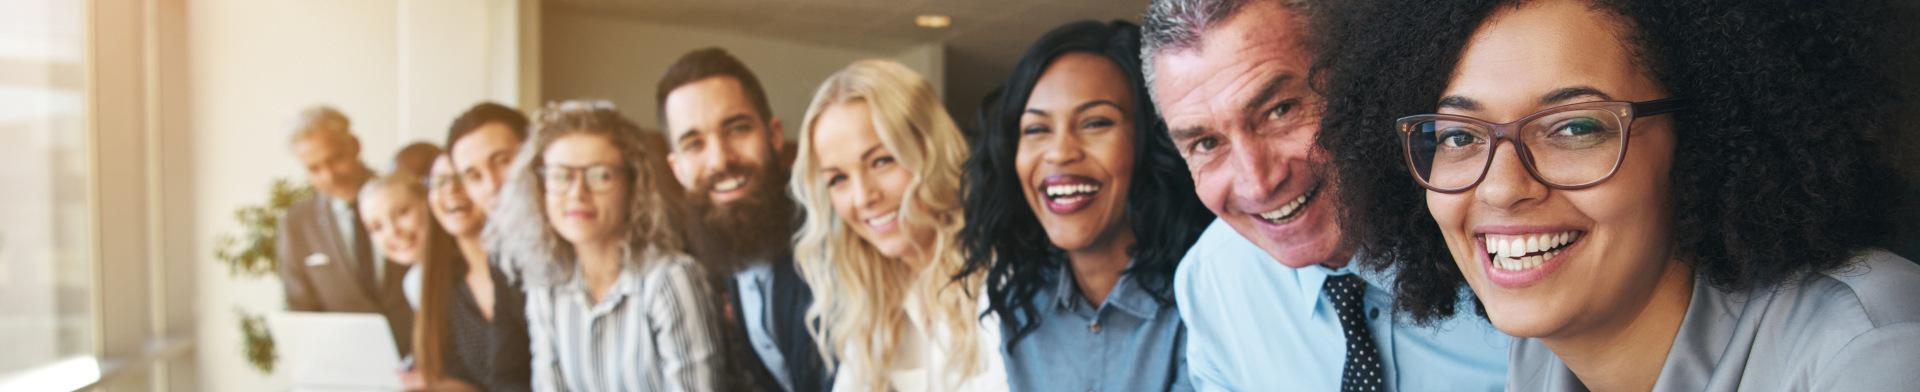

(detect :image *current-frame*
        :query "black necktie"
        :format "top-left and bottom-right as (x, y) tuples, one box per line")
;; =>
(1326, 274), (1385, 391)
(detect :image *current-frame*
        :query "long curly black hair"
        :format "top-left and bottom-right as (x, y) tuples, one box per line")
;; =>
(958, 20), (1213, 347)
(1313, 0), (1920, 324)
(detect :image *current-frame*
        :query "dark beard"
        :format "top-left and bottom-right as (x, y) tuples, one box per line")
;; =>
(684, 159), (799, 274)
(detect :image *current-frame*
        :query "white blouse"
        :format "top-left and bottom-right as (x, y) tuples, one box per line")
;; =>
(831, 291), (1008, 392)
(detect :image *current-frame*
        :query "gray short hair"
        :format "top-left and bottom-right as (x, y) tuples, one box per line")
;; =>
(286, 105), (354, 146)
(1140, 0), (1308, 105)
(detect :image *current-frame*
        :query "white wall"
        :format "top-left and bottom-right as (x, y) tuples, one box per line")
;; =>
(542, 9), (944, 137)
(183, 1), (522, 391)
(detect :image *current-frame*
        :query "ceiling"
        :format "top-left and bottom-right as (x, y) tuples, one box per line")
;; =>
(545, 0), (1153, 129)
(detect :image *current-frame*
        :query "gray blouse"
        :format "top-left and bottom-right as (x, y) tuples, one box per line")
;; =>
(1510, 250), (1920, 391)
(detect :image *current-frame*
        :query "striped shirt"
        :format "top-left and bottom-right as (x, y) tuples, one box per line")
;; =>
(525, 251), (722, 392)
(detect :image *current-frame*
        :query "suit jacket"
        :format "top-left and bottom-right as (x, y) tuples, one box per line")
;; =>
(727, 254), (832, 392)
(277, 193), (415, 356)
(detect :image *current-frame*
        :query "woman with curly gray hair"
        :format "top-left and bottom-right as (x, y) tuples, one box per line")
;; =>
(485, 100), (722, 392)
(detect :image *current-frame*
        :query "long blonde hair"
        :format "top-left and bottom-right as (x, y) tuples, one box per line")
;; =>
(791, 59), (984, 389)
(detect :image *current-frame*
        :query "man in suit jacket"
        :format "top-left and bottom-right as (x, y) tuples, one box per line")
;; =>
(277, 105), (415, 356)
(658, 48), (832, 392)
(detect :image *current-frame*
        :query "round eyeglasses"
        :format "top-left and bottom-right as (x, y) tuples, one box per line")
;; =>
(539, 164), (632, 194)
(1396, 98), (1687, 193)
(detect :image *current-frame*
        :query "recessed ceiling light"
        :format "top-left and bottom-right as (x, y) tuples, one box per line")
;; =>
(916, 14), (951, 28)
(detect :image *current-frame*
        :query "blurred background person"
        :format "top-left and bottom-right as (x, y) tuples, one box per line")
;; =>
(488, 100), (723, 392)
(1317, 0), (1920, 390)
(792, 59), (1005, 392)
(449, 102), (532, 217)
(656, 47), (831, 392)
(960, 20), (1210, 392)
(385, 154), (533, 392)
(277, 105), (415, 356)
(393, 142), (444, 178)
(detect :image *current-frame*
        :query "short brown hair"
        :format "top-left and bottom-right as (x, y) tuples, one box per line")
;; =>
(654, 47), (774, 131)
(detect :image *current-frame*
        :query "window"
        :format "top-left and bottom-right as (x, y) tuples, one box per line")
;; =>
(0, 0), (94, 381)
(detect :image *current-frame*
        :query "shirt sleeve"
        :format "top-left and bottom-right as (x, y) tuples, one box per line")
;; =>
(649, 260), (722, 392)
(1812, 322), (1920, 389)
(1170, 324), (1195, 392)
(524, 288), (565, 392)
(1174, 249), (1233, 392)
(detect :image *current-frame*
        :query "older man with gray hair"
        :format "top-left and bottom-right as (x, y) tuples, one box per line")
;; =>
(1142, 0), (1507, 390)
(276, 105), (414, 356)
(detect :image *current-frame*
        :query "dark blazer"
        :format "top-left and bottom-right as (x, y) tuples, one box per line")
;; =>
(727, 254), (832, 392)
(276, 193), (415, 356)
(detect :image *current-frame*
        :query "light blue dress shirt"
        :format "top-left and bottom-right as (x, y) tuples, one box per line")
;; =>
(1001, 262), (1190, 392)
(735, 261), (792, 392)
(1176, 219), (1509, 391)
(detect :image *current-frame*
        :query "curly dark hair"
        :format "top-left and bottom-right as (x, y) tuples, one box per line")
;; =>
(1313, 0), (1920, 324)
(958, 20), (1214, 348)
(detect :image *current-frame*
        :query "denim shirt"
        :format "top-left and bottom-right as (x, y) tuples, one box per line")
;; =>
(1001, 262), (1190, 392)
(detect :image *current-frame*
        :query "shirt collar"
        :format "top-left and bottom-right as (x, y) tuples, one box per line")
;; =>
(571, 263), (635, 313)
(1050, 261), (1161, 320)
(1289, 253), (1381, 319)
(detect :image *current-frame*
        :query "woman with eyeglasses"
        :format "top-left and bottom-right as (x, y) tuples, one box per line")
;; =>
(487, 101), (723, 392)
(383, 155), (532, 392)
(1317, 0), (1920, 390)
(792, 59), (1007, 392)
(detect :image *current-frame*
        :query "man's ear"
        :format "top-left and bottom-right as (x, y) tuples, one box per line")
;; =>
(767, 116), (786, 154)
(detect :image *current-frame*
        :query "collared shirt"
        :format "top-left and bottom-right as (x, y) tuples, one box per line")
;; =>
(1001, 262), (1189, 392)
(1510, 249), (1920, 391)
(331, 197), (384, 283)
(735, 261), (791, 392)
(1176, 219), (1509, 391)
(524, 251), (721, 392)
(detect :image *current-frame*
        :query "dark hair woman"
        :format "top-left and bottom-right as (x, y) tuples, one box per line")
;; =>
(1315, 0), (1920, 390)
(393, 155), (532, 392)
(959, 20), (1212, 391)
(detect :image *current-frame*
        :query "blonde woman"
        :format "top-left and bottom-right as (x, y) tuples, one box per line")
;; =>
(792, 59), (1008, 392)
(486, 101), (722, 392)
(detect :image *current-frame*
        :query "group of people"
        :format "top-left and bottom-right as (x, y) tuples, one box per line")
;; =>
(274, 0), (1920, 391)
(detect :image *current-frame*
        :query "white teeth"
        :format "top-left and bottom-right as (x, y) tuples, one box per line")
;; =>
(714, 176), (744, 192)
(1257, 185), (1320, 224)
(1484, 231), (1581, 271)
(865, 211), (897, 228)
(1044, 184), (1101, 197)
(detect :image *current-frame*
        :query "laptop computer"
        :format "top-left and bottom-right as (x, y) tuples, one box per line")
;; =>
(270, 311), (405, 391)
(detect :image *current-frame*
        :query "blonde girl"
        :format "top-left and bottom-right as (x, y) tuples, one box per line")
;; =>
(791, 59), (1006, 392)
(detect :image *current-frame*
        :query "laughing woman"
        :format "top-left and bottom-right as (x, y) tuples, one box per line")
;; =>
(488, 101), (722, 392)
(398, 155), (533, 392)
(792, 59), (1008, 392)
(959, 20), (1211, 392)
(1317, 0), (1920, 390)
